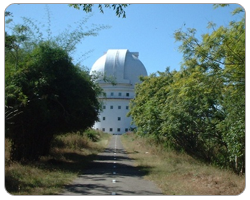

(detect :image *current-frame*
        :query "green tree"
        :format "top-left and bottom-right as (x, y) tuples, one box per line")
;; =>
(5, 13), (105, 161)
(69, 4), (130, 18)
(128, 68), (174, 142)
(173, 5), (245, 172)
(161, 67), (225, 161)
(129, 66), (225, 163)
(129, 5), (245, 173)
(6, 42), (102, 161)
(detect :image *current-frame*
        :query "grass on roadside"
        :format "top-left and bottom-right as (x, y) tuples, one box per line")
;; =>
(121, 132), (245, 195)
(5, 129), (111, 195)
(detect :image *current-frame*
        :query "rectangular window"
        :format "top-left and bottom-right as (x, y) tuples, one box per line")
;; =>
(118, 106), (121, 109)
(117, 128), (120, 132)
(118, 92), (122, 96)
(126, 93), (129, 97)
(110, 128), (113, 132)
(102, 128), (105, 132)
(118, 117), (121, 121)
(103, 105), (106, 109)
(125, 128), (128, 132)
(103, 117), (105, 120)
(111, 92), (114, 96)
(126, 106), (129, 110)
(110, 105), (113, 109)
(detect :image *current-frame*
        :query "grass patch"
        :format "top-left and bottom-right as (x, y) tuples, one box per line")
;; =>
(121, 132), (245, 195)
(5, 130), (111, 195)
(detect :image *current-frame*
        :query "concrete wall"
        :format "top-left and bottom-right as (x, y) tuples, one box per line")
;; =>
(93, 98), (133, 134)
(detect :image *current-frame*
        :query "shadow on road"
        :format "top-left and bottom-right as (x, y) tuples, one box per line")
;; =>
(61, 135), (161, 195)
(65, 182), (161, 195)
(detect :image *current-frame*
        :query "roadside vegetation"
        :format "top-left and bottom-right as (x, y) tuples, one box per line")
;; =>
(5, 11), (108, 161)
(5, 129), (111, 195)
(122, 132), (245, 195)
(4, 5), (121, 195)
(128, 5), (245, 173)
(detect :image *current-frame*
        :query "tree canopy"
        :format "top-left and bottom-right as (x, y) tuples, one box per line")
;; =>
(5, 12), (104, 161)
(128, 6), (245, 173)
(69, 4), (130, 18)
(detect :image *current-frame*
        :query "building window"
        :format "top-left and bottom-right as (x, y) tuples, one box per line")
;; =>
(102, 128), (105, 132)
(103, 117), (106, 120)
(117, 128), (120, 132)
(111, 92), (114, 96)
(118, 106), (121, 109)
(103, 105), (106, 109)
(126, 106), (129, 110)
(125, 128), (128, 132)
(126, 93), (129, 97)
(110, 105), (113, 109)
(118, 92), (122, 96)
(110, 128), (113, 132)
(118, 117), (121, 121)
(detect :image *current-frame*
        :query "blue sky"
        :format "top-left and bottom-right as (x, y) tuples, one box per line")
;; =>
(5, 3), (244, 75)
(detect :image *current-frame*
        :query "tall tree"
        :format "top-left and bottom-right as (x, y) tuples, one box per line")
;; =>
(174, 5), (245, 172)
(5, 42), (102, 161)
(5, 12), (105, 161)
(129, 5), (245, 173)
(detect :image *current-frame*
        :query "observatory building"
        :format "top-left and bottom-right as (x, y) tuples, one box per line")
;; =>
(90, 49), (147, 134)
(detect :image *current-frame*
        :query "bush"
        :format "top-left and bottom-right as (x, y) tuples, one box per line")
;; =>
(84, 129), (101, 142)
(5, 43), (101, 161)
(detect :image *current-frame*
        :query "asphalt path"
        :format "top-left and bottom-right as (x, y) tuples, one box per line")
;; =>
(62, 135), (162, 195)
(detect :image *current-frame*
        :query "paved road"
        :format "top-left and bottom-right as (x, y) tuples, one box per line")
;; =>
(62, 135), (162, 195)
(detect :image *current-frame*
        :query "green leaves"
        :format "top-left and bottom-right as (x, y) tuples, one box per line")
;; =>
(130, 5), (245, 173)
(5, 42), (102, 161)
(5, 7), (109, 161)
(69, 4), (129, 18)
(231, 7), (244, 15)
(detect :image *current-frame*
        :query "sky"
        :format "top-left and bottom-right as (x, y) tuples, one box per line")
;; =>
(5, 3), (245, 75)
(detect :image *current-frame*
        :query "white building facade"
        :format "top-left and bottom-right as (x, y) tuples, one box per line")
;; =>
(90, 49), (147, 134)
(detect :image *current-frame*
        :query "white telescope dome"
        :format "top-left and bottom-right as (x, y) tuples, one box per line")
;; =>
(90, 49), (147, 85)
(90, 49), (147, 134)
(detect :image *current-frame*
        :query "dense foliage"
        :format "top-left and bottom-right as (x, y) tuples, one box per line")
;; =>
(128, 6), (245, 173)
(5, 13), (104, 161)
